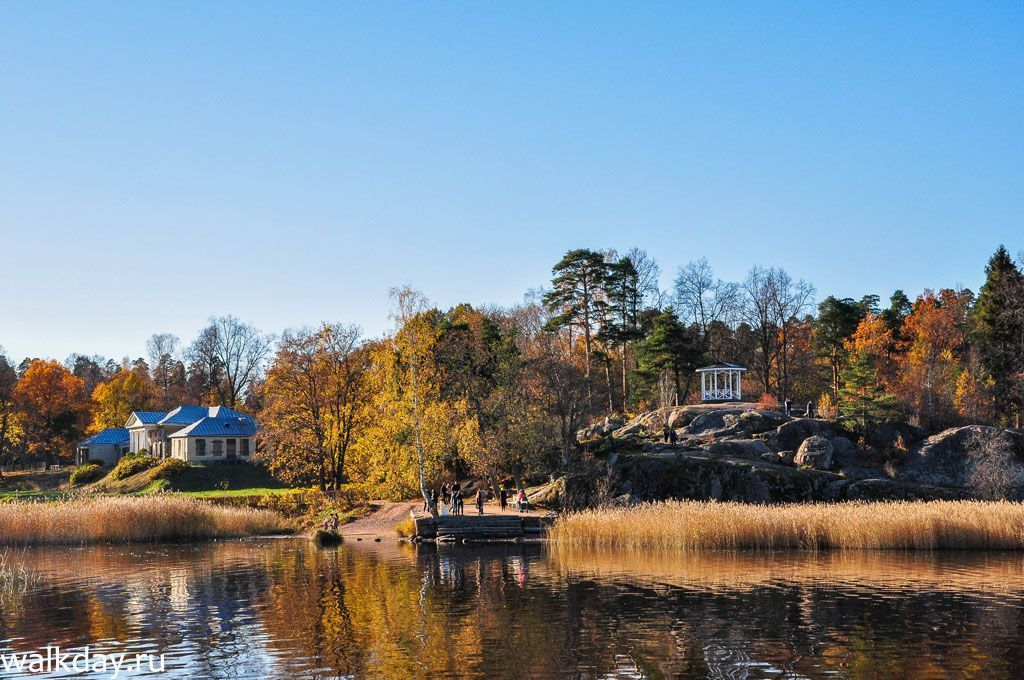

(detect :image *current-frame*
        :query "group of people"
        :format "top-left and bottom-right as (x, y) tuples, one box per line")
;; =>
(423, 483), (532, 515)
(321, 512), (340, 533)
(442, 483), (466, 515)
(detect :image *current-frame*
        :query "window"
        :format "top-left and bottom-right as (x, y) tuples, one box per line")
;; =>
(212, 440), (223, 456)
(241, 439), (250, 456)
(196, 439), (206, 456)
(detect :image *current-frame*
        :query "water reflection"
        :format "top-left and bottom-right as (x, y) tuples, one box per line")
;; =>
(1, 540), (1023, 678)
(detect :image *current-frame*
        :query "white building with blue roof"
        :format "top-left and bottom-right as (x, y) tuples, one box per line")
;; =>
(76, 428), (130, 466)
(125, 406), (257, 464)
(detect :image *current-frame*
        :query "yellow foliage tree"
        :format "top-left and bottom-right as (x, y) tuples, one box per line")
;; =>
(260, 323), (372, 491)
(90, 369), (157, 433)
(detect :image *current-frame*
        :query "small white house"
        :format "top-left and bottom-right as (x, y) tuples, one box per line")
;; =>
(169, 416), (257, 463)
(696, 362), (747, 402)
(126, 405), (257, 464)
(76, 428), (130, 466)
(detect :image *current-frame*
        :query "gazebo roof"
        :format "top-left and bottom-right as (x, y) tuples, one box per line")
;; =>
(695, 362), (746, 371)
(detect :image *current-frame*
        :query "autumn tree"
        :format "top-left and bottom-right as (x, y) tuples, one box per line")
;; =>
(14, 360), (91, 461)
(847, 312), (899, 389)
(0, 353), (18, 477)
(261, 324), (372, 490)
(896, 289), (973, 430)
(435, 305), (531, 494)
(542, 249), (610, 407)
(387, 286), (436, 510)
(188, 316), (273, 407)
(90, 369), (158, 432)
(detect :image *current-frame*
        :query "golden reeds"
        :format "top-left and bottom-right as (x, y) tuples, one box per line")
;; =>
(0, 495), (290, 545)
(549, 500), (1024, 551)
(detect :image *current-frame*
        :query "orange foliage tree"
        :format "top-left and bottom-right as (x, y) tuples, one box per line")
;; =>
(893, 289), (972, 430)
(13, 360), (91, 460)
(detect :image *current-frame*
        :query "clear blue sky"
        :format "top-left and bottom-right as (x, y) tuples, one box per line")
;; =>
(1, 2), (1021, 363)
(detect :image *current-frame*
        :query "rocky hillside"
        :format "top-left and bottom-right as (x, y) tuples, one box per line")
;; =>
(532, 404), (1024, 509)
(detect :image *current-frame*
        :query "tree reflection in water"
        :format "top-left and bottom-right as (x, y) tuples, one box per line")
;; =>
(1, 540), (1024, 678)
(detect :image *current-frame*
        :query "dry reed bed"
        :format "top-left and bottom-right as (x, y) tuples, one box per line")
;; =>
(549, 501), (1024, 551)
(0, 495), (290, 545)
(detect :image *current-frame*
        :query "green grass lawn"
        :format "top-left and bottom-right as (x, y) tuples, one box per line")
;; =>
(183, 487), (303, 499)
(0, 490), (68, 501)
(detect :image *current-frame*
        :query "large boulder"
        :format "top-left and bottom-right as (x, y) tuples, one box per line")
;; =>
(684, 408), (790, 439)
(736, 409), (790, 435)
(612, 421), (647, 440)
(775, 418), (838, 450)
(829, 436), (859, 468)
(901, 426), (1024, 498)
(576, 417), (624, 443)
(667, 407), (701, 430)
(862, 420), (927, 451)
(845, 478), (970, 501)
(795, 435), (833, 470)
(705, 439), (772, 460)
(683, 409), (747, 436)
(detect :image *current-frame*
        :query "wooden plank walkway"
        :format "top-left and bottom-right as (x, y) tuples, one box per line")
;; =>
(412, 512), (554, 541)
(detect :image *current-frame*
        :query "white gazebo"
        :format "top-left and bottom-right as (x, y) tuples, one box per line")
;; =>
(696, 362), (746, 402)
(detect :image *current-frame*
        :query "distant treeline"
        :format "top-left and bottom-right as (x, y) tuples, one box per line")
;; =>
(1, 245), (1021, 498)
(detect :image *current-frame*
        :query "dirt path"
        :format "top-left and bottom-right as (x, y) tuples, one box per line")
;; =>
(339, 501), (420, 536)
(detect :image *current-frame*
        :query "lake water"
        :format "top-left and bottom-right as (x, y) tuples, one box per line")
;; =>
(2, 539), (1024, 678)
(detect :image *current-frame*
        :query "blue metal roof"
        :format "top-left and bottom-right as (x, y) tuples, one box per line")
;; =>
(79, 428), (130, 447)
(131, 411), (167, 424)
(169, 417), (258, 438)
(159, 405), (255, 426)
(159, 405), (211, 425)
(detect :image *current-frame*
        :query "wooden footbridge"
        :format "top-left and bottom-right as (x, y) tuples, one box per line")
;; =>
(412, 512), (554, 542)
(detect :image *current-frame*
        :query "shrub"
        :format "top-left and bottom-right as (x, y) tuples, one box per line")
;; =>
(69, 463), (104, 486)
(110, 454), (157, 481)
(756, 392), (781, 411)
(152, 458), (189, 480)
(313, 529), (342, 546)
(817, 393), (838, 419)
(394, 516), (416, 538)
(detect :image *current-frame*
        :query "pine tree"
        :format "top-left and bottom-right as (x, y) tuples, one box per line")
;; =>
(970, 245), (1024, 426)
(839, 349), (901, 432)
(813, 296), (866, 401)
(600, 256), (647, 411)
(635, 308), (703, 407)
(542, 249), (610, 407)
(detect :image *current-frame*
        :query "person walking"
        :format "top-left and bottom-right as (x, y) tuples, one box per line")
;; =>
(475, 486), (486, 515)
(452, 483), (461, 515)
(499, 487), (508, 512)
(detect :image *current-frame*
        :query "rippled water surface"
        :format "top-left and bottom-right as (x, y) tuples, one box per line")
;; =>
(2, 539), (1024, 678)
